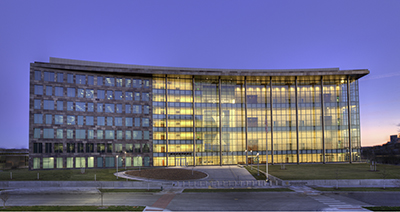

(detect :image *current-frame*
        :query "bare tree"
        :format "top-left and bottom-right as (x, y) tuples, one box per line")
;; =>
(381, 167), (389, 190)
(0, 191), (10, 208)
(96, 182), (105, 208)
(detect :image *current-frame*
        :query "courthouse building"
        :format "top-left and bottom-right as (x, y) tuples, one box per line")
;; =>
(29, 58), (369, 169)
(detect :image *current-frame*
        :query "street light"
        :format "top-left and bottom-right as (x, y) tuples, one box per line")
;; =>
(250, 150), (253, 170)
(116, 155), (119, 179)
(124, 151), (126, 170)
(256, 153), (260, 176)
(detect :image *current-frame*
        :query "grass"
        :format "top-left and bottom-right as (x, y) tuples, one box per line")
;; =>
(183, 188), (292, 192)
(250, 163), (400, 180)
(99, 189), (161, 192)
(245, 166), (267, 180)
(314, 187), (400, 192)
(0, 205), (145, 211)
(364, 206), (400, 211)
(0, 167), (151, 181)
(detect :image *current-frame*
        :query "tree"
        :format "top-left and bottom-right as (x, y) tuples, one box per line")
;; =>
(0, 191), (10, 208)
(96, 182), (105, 208)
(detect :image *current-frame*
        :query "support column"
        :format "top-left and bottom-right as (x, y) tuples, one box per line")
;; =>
(321, 77), (325, 164)
(295, 77), (299, 164)
(192, 76), (196, 166)
(244, 77), (248, 165)
(165, 77), (169, 167)
(270, 77), (274, 164)
(218, 77), (222, 166)
(347, 75), (352, 164)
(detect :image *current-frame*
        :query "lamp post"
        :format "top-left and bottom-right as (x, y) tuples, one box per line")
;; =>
(116, 155), (119, 179)
(256, 153), (260, 176)
(250, 150), (253, 170)
(124, 151), (126, 170)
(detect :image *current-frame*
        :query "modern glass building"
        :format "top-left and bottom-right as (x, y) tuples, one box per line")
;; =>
(29, 58), (369, 169)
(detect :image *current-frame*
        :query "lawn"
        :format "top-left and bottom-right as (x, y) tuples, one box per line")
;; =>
(0, 167), (147, 181)
(314, 187), (400, 192)
(183, 188), (292, 192)
(0, 206), (144, 211)
(248, 163), (400, 180)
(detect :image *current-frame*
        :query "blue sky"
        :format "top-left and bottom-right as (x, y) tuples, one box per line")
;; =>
(0, 0), (399, 148)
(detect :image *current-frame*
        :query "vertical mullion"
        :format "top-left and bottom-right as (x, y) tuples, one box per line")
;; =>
(245, 77), (248, 165)
(192, 76), (196, 166)
(165, 77), (168, 166)
(295, 77), (299, 164)
(270, 77), (274, 164)
(347, 75), (352, 163)
(218, 77), (222, 166)
(321, 76), (325, 164)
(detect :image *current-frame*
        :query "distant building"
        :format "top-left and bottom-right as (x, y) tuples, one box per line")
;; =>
(390, 134), (399, 144)
(0, 149), (29, 169)
(29, 57), (369, 169)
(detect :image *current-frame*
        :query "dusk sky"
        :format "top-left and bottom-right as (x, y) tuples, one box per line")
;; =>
(0, 0), (399, 149)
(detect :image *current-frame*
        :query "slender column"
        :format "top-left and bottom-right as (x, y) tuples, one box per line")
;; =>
(192, 76), (196, 166)
(295, 77), (299, 164)
(218, 77), (222, 166)
(244, 77), (248, 165)
(165, 77), (169, 166)
(347, 75), (352, 163)
(321, 77), (325, 164)
(270, 77), (274, 164)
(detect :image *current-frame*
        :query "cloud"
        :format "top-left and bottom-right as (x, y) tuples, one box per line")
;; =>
(397, 123), (400, 127)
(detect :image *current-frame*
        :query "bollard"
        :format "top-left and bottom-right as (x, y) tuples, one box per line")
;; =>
(95, 174), (96, 181)
(10, 172), (12, 180)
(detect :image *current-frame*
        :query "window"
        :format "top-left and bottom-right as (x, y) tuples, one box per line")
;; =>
(57, 73), (63, 82)
(88, 130), (94, 139)
(34, 114), (43, 124)
(133, 131), (142, 140)
(54, 143), (63, 153)
(88, 103), (94, 112)
(34, 85), (43, 95)
(97, 90), (105, 99)
(33, 158), (40, 169)
(67, 115), (75, 125)
(34, 71), (41, 80)
(144, 105), (149, 114)
(97, 103), (103, 112)
(88, 157), (94, 168)
(105, 130), (114, 139)
(125, 92), (133, 100)
(43, 129), (54, 138)
(57, 101), (63, 110)
(115, 117), (122, 126)
(97, 116), (105, 126)
(33, 143), (42, 153)
(56, 129), (63, 139)
(67, 101), (73, 111)
(133, 79), (142, 88)
(144, 156), (150, 166)
(77, 116), (84, 125)
(126, 157), (132, 167)
(75, 157), (85, 168)
(125, 105), (131, 113)
(55, 115), (63, 124)
(76, 102), (85, 111)
(76, 130), (85, 139)
(134, 144), (141, 153)
(105, 104), (114, 113)
(45, 86), (52, 96)
(86, 116), (93, 125)
(115, 91), (122, 100)
(116, 78), (122, 87)
(117, 130), (123, 139)
(107, 117), (113, 126)
(67, 129), (73, 139)
(125, 118), (133, 127)
(45, 114), (52, 124)
(86, 89), (94, 98)
(97, 157), (103, 167)
(133, 105), (141, 114)
(142, 93), (149, 101)
(142, 118), (149, 127)
(86, 144), (94, 153)
(107, 143), (113, 153)
(77, 143), (84, 153)
(43, 100), (54, 110)
(76, 75), (85, 84)
(88, 76), (94, 85)
(144, 131), (149, 140)
(45, 143), (52, 153)
(116, 104), (122, 113)
(106, 90), (113, 100)
(66, 157), (73, 168)
(97, 76), (103, 86)
(34, 128), (41, 138)
(105, 157), (114, 167)
(134, 92), (140, 101)
(115, 144), (122, 153)
(142, 143), (150, 153)
(77, 88), (84, 98)
(97, 144), (105, 153)
(56, 158), (63, 168)
(34, 99), (41, 109)
(67, 143), (75, 153)
(126, 131), (132, 140)
(97, 130), (104, 139)
(143, 80), (150, 88)
(44, 72), (55, 82)
(134, 118), (140, 127)
(105, 77), (115, 86)
(67, 88), (75, 97)
(133, 156), (142, 166)
(43, 157), (54, 169)
(125, 79), (131, 87)
(55, 87), (63, 96)
(67, 74), (74, 83)
(126, 144), (133, 153)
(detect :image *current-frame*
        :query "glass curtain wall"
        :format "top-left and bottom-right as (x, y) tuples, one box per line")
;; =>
(350, 78), (361, 162)
(323, 76), (349, 162)
(272, 77), (297, 164)
(297, 76), (323, 163)
(152, 76), (167, 166)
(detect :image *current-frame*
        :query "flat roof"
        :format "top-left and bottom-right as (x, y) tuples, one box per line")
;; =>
(30, 57), (369, 79)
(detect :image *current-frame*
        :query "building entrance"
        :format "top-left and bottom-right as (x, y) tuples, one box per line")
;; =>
(175, 158), (186, 167)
